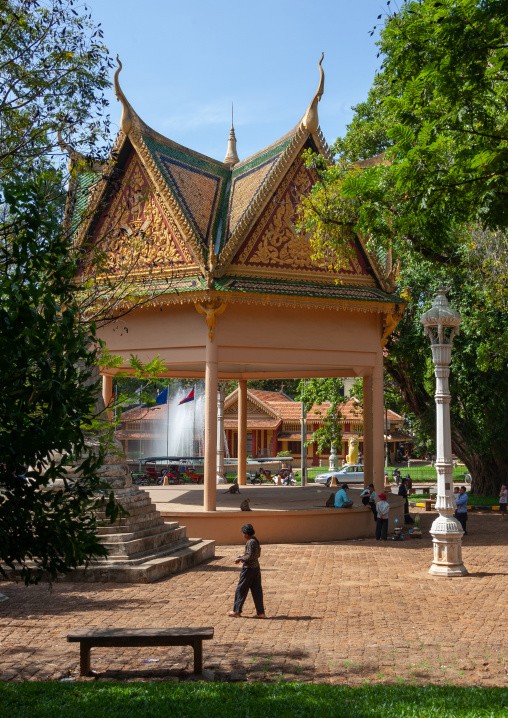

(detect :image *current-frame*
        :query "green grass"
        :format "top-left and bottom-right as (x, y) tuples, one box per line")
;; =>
(0, 682), (506, 717)
(411, 494), (499, 506)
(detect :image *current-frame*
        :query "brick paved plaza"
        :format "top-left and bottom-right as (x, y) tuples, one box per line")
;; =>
(0, 509), (506, 686)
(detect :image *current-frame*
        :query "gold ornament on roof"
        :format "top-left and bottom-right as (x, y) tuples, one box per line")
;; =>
(114, 56), (136, 136)
(302, 53), (325, 133)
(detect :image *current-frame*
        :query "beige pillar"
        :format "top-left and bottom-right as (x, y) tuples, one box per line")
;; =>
(363, 374), (373, 490)
(102, 374), (113, 420)
(238, 380), (247, 486)
(372, 356), (385, 496)
(204, 339), (218, 511)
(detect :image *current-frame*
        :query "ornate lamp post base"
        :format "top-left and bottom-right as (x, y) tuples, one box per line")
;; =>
(429, 515), (468, 576)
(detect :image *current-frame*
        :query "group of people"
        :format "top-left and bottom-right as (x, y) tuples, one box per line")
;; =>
(227, 484), (508, 620)
(336, 482), (391, 540)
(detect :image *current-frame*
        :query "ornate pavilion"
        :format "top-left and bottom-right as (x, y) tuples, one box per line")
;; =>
(64, 55), (405, 510)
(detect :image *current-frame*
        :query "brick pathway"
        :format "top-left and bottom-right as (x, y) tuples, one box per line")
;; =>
(0, 509), (507, 685)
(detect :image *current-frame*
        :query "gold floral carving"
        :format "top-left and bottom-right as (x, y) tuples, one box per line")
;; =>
(235, 152), (366, 276)
(97, 156), (192, 273)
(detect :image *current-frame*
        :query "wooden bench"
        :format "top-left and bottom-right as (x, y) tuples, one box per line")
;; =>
(424, 499), (436, 511)
(67, 627), (214, 676)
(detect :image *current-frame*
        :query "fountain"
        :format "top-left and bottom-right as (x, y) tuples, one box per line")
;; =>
(151, 381), (205, 459)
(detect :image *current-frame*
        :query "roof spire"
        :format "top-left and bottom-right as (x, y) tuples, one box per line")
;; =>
(224, 103), (240, 166)
(114, 55), (137, 135)
(302, 53), (325, 133)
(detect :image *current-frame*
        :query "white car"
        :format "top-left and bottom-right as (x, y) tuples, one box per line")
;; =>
(314, 464), (365, 487)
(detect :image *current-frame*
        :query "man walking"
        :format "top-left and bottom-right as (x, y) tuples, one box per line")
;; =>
(228, 524), (265, 619)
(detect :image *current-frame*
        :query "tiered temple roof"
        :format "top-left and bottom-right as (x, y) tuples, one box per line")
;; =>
(63, 55), (405, 334)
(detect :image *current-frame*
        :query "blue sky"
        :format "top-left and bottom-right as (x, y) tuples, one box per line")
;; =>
(85, 0), (387, 161)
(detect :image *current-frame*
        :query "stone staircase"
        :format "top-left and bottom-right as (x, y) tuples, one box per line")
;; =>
(70, 487), (215, 583)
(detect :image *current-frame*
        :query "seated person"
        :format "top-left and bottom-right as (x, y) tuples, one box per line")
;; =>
(360, 484), (377, 521)
(334, 483), (353, 508)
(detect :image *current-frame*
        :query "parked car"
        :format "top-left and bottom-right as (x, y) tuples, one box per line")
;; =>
(314, 464), (365, 487)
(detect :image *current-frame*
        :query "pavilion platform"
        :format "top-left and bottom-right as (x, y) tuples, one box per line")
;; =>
(148, 484), (405, 545)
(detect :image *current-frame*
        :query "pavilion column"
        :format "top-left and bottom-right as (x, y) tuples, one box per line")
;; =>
(102, 374), (113, 421)
(204, 339), (218, 511)
(238, 379), (247, 486)
(363, 374), (373, 490)
(372, 355), (385, 496)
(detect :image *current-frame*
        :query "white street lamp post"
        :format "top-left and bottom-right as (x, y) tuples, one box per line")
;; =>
(421, 287), (468, 577)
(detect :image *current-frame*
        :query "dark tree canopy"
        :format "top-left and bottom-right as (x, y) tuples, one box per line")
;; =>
(0, 1), (118, 583)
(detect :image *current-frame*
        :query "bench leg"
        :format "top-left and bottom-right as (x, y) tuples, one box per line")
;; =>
(80, 642), (91, 676)
(193, 640), (203, 674)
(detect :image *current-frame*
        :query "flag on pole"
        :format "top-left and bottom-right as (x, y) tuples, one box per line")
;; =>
(179, 387), (195, 405)
(155, 387), (168, 405)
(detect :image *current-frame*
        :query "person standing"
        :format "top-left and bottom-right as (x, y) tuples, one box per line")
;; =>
(361, 484), (377, 522)
(398, 477), (409, 514)
(228, 524), (265, 619)
(375, 492), (390, 540)
(499, 485), (507, 521)
(455, 486), (468, 534)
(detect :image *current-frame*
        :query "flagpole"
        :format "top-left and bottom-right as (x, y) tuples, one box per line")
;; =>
(166, 381), (170, 466)
(192, 385), (196, 458)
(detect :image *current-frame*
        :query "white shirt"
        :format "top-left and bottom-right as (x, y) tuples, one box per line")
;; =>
(376, 500), (390, 519)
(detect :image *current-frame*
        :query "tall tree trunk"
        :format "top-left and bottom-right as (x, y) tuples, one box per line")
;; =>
(386, 361), (503, 496)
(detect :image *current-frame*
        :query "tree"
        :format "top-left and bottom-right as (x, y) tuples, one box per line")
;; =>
(0, 177), (119, 584)
(298, 0), (508, 494)
(0, 1), (119, 584)
(0, 0), (112, 179)
(298, 379), (348, 454)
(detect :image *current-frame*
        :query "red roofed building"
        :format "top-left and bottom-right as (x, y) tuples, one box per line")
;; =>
(117, 389), (411, 466)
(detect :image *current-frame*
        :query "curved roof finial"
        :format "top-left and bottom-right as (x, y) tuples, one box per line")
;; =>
(114, 55), (135, 135)
(224, 103), (240, 166)
(302, 52), (325, 133)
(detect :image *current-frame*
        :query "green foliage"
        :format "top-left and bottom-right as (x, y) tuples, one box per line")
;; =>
(0, 0), (112, 179)
(0, 0), (117, 583)
(298, 379), (348, 453)
(297, 0), (508, 495)
(0, 178), (117, 584)
(0, 681), (506, 718)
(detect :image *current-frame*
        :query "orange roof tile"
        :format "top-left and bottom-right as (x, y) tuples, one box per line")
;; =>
(248, 390), (293, 404)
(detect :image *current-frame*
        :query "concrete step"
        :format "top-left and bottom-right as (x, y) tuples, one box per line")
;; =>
(98, 518), (179, 536)
(97, 512), (171, 535)
(67, 539), (216, 583)
(101, 525), (188, 557)
(95, 494), (154, 516)
(103, 537), (201, 565)
(98, 520), (181, 543)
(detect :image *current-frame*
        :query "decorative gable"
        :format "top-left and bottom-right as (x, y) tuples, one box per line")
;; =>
(229, 147), (375, 285)
(93, 151), (196, 276)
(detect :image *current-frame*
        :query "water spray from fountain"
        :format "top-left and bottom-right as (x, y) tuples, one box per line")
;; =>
(152, 381), (205, 458)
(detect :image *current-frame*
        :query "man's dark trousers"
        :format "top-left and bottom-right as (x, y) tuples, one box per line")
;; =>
(234, 566), (265, 614)
(455, 510), (468, 534)
(376, 517), (388, 540)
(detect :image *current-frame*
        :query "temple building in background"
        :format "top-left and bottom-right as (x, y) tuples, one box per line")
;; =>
(117, 389), (411, 465)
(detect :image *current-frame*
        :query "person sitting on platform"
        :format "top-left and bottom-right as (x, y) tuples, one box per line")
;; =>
(375, 492), (390, 540)
(334, 483), (353, 509)
(360, 484), (377, 521)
